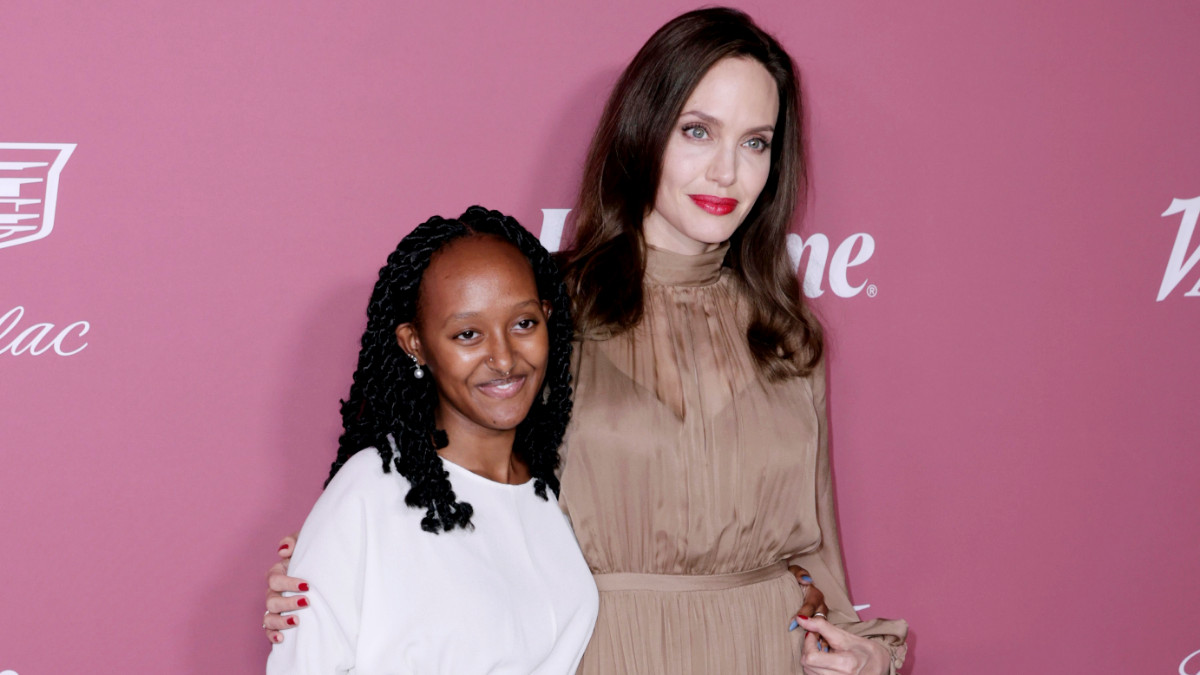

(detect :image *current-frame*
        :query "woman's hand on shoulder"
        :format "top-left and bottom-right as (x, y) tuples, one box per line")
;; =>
(794, 614), (892, 675)
(263, 533), (308, 644)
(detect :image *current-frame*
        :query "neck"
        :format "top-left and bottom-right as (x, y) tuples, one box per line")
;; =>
(643, 230), (725, 256)
(435, 410), (529, 485)
(642, 210), (727, 255)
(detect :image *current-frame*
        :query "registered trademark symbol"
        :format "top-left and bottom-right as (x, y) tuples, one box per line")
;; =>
(866, 284), (878, 298)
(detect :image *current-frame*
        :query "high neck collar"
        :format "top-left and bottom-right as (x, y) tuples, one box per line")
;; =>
(644, 243), (729, 287)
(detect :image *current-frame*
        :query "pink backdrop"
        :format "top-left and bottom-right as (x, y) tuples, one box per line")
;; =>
(3, 1), (1198, 673)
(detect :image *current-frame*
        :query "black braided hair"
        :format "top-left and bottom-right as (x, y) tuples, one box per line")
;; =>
(324, 206), (574, 534)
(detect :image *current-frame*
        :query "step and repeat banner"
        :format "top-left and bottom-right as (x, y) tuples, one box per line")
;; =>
(2, 1), (1197, 673)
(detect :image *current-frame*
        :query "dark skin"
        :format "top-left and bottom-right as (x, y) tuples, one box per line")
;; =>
(264, 236), (556, 634)
(261, 235), (831, 634)
(395, 236), (551, 486)
(260, 240), (831, 636)
(261, 237), (831, 636)
(262, 236), (831, 640)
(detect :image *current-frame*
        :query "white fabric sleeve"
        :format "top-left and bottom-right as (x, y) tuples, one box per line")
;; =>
(266, 454), (372, 675)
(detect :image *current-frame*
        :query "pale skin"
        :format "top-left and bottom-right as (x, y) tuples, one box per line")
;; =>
(266, 58), (893, 674)
(642, 56), (776, 255)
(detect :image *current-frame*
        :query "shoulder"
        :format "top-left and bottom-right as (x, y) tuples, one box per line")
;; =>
(338, 446), (388, 476)
(295, 448), (405, 542)
(321, 447), (396, 503)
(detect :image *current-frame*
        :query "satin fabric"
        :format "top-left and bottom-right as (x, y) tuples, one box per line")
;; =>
(559, 243), (907, 674)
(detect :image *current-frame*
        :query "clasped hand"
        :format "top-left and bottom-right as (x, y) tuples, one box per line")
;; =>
(789, 565), (892, 675)
(266, 542), (890, 674)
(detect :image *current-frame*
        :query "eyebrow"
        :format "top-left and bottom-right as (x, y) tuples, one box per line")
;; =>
(444, 299), (542, 323)
(679, 110), (775, 135)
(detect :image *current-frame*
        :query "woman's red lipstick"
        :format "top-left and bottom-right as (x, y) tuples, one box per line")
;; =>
(689, 194), (738, 215)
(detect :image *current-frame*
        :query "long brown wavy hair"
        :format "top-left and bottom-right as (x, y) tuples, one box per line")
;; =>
(559, 6), (822, 379)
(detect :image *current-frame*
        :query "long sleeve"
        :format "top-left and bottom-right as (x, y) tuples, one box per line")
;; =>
(562, 245), (908, 673)
(787, 359), (908, 671)
(266, 456), (369, 675)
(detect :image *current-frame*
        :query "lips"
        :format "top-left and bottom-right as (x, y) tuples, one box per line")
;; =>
(476, 375), (527, 399)
(689, 194), (739, 216)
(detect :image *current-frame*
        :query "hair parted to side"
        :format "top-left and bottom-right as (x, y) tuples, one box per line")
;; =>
(326, 206), (574, 534)
(559, 6), (823, 379)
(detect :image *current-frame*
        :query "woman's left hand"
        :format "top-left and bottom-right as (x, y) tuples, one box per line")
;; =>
(795, 614), (892, 675)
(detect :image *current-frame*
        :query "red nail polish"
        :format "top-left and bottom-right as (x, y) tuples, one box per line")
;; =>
(287, 617), (296, 625)
(797, 615), (809, 621)
(278, 543), (289, 551)
(298, 583), (309, 591)
(297, 598), (308, 607)
(273, 634), (282, 643)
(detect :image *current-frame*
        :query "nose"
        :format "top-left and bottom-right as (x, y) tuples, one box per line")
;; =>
(488, 335), (515, 375)
(705, 142), (737, 187)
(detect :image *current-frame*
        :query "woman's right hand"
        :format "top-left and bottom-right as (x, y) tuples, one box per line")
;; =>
(263, 534), (308, 644)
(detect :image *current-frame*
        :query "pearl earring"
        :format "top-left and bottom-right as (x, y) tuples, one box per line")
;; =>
(410, 353), (425, 379)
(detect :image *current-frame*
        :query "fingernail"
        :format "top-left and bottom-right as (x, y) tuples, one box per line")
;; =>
(278, 543), (289, 551)
(287, 617), (296, 626)
(797, 615), (809, 621)
(297, 597), (308, 607)
(788, 618), (799, 631)
(273, 634), (282, 643)
(298, 583), (309, 591)
(801, 575), (813, 583)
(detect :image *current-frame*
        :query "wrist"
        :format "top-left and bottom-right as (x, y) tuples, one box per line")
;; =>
(865, 640), (891, 675)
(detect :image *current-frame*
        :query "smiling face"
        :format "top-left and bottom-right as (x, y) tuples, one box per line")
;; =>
(395, 235), (550, 441)
(643, 56), (780, 255)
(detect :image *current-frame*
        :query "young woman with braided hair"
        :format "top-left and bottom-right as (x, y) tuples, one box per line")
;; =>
(265, 206), (598, 673)
(266, 8), (909, 674)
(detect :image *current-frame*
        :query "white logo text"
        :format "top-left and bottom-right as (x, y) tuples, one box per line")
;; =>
(537, 209), (876, 299)
(0, 306), (90, 356)
(1157, 196), (1200, 301)
(1182, 648), (1200, 675)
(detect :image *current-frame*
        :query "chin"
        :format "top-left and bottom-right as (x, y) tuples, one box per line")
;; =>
(684, 228), (737, 247)
(684, 217), (745, 244)
(481, 402), (537, 431)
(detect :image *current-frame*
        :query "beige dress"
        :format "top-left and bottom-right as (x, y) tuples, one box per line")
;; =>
(559, 244), (907, 674)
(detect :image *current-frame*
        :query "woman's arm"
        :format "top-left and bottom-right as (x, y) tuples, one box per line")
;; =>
(786, 360), (908, 675)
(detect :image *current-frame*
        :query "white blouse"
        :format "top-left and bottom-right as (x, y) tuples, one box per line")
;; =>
(266, 448), (598, 675)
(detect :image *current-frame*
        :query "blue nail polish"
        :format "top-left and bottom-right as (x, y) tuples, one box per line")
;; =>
(801, 575), (813, 583)
(788, 618), (799, 631)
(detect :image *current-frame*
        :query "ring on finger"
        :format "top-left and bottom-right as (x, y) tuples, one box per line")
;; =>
(810, 616), (830, 653)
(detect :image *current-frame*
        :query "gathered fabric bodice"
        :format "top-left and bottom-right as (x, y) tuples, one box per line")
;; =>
(561, 243), (824, 576)
(558, 243), (907, 673)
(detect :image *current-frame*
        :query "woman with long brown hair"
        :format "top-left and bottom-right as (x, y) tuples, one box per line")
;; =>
(266, 8), (908, 673)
